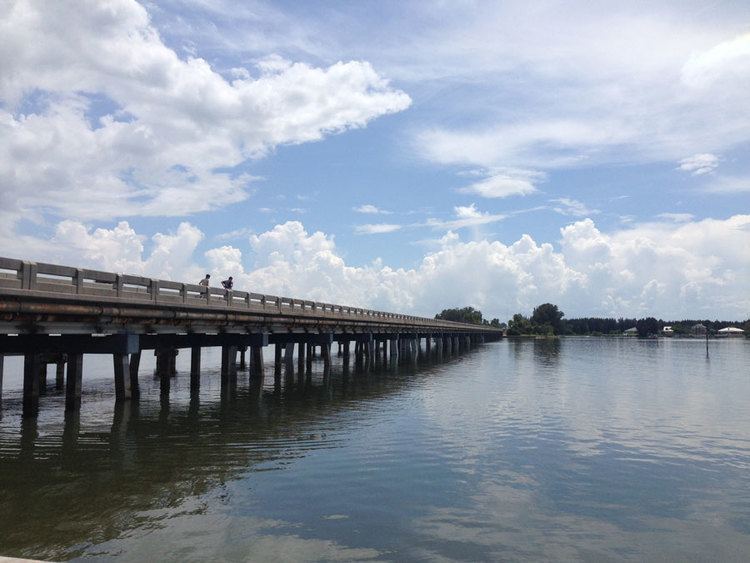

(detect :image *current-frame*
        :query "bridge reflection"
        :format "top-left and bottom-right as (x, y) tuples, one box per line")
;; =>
(0, 357), (449, 560)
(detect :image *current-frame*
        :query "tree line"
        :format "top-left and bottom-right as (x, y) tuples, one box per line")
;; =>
(436, 304), (750, 337)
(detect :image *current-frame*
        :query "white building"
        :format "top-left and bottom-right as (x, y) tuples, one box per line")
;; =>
(717, 327), (745, 337)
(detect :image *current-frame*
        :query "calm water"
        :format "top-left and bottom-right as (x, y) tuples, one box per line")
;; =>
(1, 338), (749, 561)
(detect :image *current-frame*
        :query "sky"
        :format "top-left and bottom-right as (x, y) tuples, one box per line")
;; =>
(0, 0), (749, 321)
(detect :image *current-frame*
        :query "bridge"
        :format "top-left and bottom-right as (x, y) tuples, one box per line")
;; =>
(0, 257), (501, 417)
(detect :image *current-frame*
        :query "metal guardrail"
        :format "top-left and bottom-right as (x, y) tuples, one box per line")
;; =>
(0, 257), (500, 332)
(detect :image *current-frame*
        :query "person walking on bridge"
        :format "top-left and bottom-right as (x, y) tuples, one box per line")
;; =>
(221, 276), (234, 291)
(198, 273), (210, 290)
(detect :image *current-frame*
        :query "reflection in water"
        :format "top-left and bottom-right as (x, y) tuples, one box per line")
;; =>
(1, 339), (750, 561)
(532, 337), (561, 367)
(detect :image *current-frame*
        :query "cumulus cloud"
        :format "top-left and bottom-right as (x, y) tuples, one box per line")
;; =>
(8, 217), (748, 320)
(0, 0), (411, 225)
(678, 153), (719, 176)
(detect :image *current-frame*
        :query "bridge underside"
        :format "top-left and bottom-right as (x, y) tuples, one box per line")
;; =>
(0, 329), (494, 418)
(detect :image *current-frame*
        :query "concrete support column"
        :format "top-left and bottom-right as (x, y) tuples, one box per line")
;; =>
(55, 357), (66, 390)
(306, 342), (313, 373)
(453, 336), (460, 354)
(274, 343), (283, 380)
(250, 345), (264, 386)
(411, 338), (418, 365)
(367, 340), (374, 371)
(190, 347), (201, 390)
(23, 353), (42, 417)
(389, 338), (398, 366)
(221, 344), (238, 385)
(130, 351), (141, 398)
(322, 341), (332, 373)
(436, 336), (443, 361)
(113, 353), (132, 401)
(342, 340), (351, 369)
(426, 336), (432, 357)
(297, 341), (306, 374)
(39, 362), (48, 395)
(0, 354), (3, 406)
(239, 346), (247, 370)
(65, 353), (83, 412)
(284, 342), (295, 377)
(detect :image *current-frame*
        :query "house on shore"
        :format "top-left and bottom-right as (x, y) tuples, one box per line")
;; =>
(623, 327), (638, 336)
(661, 326), (674, 336)
(691, 323), (707, 336)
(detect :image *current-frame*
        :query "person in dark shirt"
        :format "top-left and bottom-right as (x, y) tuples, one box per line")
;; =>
(221, 276), (233, 290)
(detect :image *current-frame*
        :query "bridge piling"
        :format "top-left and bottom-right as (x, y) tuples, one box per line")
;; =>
(0, 354), (3, 405)
(65, 353), (83, 411)
(297, 341), (306, 374)
(342, 340), (351, 369)
(190, 347), (201, 390)
(250, 345), (264, 386)
(305, 342), (313, 373)
(274, 343), (283, 381)
(130, 351), (141, 398)
(239, 346), (247, 370)
(284, 342), (294, 377)
(113, 353), (131, 401)
(23, 353), (42, 417)
(55, 357), (65, 390)
(322, 341), (332, 374)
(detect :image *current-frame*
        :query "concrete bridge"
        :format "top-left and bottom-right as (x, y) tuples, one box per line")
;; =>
(0, 257), (501, 417)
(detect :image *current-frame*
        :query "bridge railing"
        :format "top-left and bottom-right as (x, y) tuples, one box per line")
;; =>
(0, 257), (497, 331)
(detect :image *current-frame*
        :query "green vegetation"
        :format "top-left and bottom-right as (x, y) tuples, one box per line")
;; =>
(506, 304), (749, 337)
(435, 306), (503, 328)
(439, 303), (749, 337)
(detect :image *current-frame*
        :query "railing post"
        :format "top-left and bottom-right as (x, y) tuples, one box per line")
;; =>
(151, 279), (159, 303)
(21, 261), (37, 290)
(115, 274), (123, 297)
(74, 268), (84, 294)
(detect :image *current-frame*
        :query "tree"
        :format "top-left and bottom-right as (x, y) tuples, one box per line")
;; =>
(530, 303), (565, 335)
(435, 306), (484, 325)
(635, 317), (660, 337)
(507, 314), (533, 336)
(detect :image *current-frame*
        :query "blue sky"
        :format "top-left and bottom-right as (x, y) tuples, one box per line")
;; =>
(0, 1), (748, 320)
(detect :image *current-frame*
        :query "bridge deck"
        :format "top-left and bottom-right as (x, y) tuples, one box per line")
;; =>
(0, 257), (500, 336)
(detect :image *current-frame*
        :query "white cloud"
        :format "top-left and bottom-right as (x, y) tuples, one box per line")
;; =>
(0, 0), (411, 225)
(681, 33), (750, 89)
(657, 213), (694, 223)
(678, 153), (719, 176)
(457, 170), (539, 198)
(393, 9), (750, 172)
(354, 223), (402, 235)
(353, 204), (391, 214)
(424, 204), (507, 230)
(551, 198), (598, 217)
(5, 217), (750, 320)
(705, 175), (750, 194)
